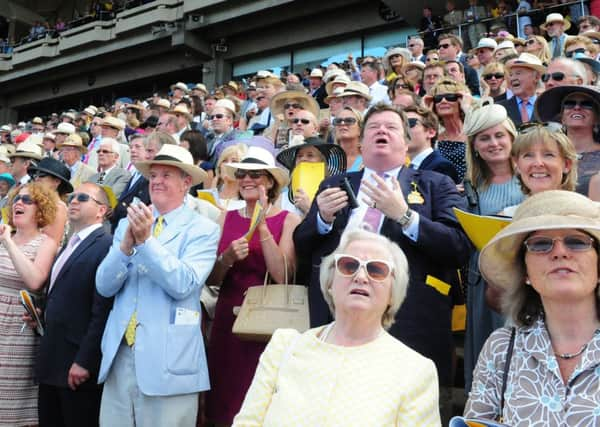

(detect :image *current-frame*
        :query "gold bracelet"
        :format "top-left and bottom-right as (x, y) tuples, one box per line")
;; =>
(260, 234), (272, 242)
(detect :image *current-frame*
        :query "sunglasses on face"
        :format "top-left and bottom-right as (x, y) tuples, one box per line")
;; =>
(433, 93), (460, 103)
(333, 117), (358, 126)
(395, 83), (409, 89)
(483, 73), (504, 80)
(255, 96), (266, 101)
(524, 235), (595, 253)
(292, 118), (311, 125)
(408, 44), (416, 48)
(526, 39), (537, 45)
(234, 169), (268, 179)
(334, 254), (394, 282)
(565, 48), (586, 58)
(13, 194), (36, 205)
(209, 113), (227, 120)
(284, 103), (303, 110)
(67, 192), (102, 205)
(562, 99), (595, 110)
(437, 43), (451, 49)
(541, 72), (572, 82)
(407, 118), (422, 128)
(97, 149), (113, 154)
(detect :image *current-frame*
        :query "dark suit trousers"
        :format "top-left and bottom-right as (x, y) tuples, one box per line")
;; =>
(39, 383), (102, 427)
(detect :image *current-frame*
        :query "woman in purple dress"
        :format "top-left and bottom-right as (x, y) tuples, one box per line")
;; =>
(205, 146), (300, 426)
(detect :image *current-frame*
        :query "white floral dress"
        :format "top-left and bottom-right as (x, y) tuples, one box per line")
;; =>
(465, 320), (600, 426)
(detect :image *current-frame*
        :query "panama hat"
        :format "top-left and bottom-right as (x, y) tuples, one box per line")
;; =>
(31, 117), (44, 125)
(323, 69), (346, 84)
(100, 116), (125, 131)
(136, 144), (207, 185)
(270, 90), (320, 118)
(214, 99), (237, 116)
(337, 81), (372, 101)
(325, 75), (351, 96)
(540, 13), (571, 32)
(276, 136), (346, 205)
(309, 68), (323, 78)
(8, 140), (42, 160)
(168, 104), (193, 121)
(153, 98), (171, 110)
(479, 190), (600, 291)
(193, 83), (208, 94)
(476, 37), (498, 51)
(28, 157), (73, 194)
(53, 122), (75, 135)
(170, 82), (189, 93)
(325, 87), (346, 104)
(534, 85), (600, 122)
(505, 52), (546, 75)
(223, 146), (289, 193)
(58, 133), (87, 153)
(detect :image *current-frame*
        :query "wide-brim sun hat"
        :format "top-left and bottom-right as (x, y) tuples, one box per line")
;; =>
(53, 122), (76, 135)
(101, 116), (126, 131)
(58, 133), (87, 153)
(534, 85), (600, 122)
(276, 136), (347, 176)
(168, 104), (193, 121)
(540, 13), (571, 32)
(479, 190), (600, 291)
(270, 90), (320, 118)
(325, 75), (351, 96)
(8, 140), (42, 160)
(223, 146), (289, 193)
(337, 81), (372, 102)
(27, 157), (73, 194)
(136, 144), (208, 185)
(383, 47), (410, 70)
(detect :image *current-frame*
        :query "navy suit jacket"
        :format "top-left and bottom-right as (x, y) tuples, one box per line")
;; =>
(110, 174), (150, 232)
(293, 167), (472, 385)
(498, 96), (522, 126)
(419, 150), (460, 184)
(36, 227), (113, 388)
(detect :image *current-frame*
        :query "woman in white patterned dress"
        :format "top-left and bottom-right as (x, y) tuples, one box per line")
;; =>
(466, 190), (600, 426)
(0, 182), (58, 426)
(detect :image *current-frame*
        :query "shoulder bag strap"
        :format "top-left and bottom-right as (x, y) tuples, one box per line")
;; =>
(499, 327), (516, 421)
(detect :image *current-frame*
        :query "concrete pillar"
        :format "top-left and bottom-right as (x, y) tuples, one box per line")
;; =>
(0, 99), (18, 124)
(204, 56), (232, 89)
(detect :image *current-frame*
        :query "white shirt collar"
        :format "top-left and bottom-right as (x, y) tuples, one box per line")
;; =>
(410, 147), (434, 168)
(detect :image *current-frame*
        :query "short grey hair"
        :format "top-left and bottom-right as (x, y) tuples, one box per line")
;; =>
(319, 229), (409, 329)
(550, 57), (588, 83)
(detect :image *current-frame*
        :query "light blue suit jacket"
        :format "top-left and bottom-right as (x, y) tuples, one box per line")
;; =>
(96, 203), (220, 396)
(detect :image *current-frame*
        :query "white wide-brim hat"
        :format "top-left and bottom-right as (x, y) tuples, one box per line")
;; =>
(222, 146), (289, 193)
(136, 144), (207, 185)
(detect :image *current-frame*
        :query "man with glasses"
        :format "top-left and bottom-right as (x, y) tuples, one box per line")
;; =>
(291, 110), (319, 139)
(294, 103), (471, 425)
(542, 13), (569, 59)
(543, 58), (587, 90)
(408, 36), (426, 62)
(498, 52), (544, 126)
(33, 182), (113, 427)
(205, 100), (237, 167)
(98, 116), (130, 170)
(437, 33), (481, 96)
(404, 105), (459, 183)
(87, 138), (130, 198)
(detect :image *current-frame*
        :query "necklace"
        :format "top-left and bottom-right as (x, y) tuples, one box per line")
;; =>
(554, 343), (588, 360)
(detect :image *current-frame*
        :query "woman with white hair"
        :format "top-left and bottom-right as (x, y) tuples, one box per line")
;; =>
(233, 229), (441, 426)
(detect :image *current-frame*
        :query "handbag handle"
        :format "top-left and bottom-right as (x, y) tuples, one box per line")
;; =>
(261, 254), (291, 305)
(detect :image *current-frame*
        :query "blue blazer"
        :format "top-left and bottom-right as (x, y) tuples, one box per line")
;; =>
(419, 150), (460, 184)
(96, 205), (220, 396)
(36, 227), (113, 388)
(293, 167), (472, 386)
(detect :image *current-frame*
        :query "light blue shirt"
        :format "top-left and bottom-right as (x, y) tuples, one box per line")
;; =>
(516, 94), (537, 121)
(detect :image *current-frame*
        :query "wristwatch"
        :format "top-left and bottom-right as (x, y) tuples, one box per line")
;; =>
(396, 208), (413, 227)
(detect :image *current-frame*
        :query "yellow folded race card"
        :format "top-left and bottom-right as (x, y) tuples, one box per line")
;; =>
(197, 189), (219, 207)
(453, 208), (511, 251)
(291, 162), (325, 202)
(245, 201), (265, 242)
(1, 206), (8, 224)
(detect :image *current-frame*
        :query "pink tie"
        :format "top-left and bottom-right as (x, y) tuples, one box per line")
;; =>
(361, 172), (387, 232)
(520, 98), (529, 123)
(49, 234), (80, 291)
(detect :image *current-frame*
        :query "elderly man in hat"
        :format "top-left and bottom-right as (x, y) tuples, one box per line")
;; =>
(475, 38), (498, 75)
(31, 117), (45, 135)
(84, 117), (104, 168)
(308, 68), (327, 108)
(498, 53), (544, 126)
(168, 105), (192, 144)
(543, 13), (570, 59)
(60, 133), (95, 188)
(51, 122), (75, 158)
(8, 140), (42, 185)
(170, 82), (189, 104)
(88, 138), (131, 198)
(98, 116), (130, 170)
(338, 81), (372, 116)
(96, 144), (219, 427)
(205, 99), (237, 167)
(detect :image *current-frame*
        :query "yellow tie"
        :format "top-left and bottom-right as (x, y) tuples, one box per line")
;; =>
(125, 216), (164, 346)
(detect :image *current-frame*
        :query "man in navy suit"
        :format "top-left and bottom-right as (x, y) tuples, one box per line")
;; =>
(404, 105), (460, 183)
(34, 182), (113, 427)
(293, 104), (472, 415)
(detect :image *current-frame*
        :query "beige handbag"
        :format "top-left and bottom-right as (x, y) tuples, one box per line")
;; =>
(232, 257), (309, 342)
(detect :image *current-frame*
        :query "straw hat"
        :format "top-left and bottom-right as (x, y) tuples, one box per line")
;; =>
(534, 85), (600, 122)
(58, 133), (87, 153)
(101, 116), (126, 131)
(309, 68), (324, 79)
(42, 133), (56, 142)
(27, 157), (73, 194)
(31, 117), (44, 125)
(53, 122), (76, 135)
(168, 104), (193, 121)
(214, 99), (237, 116)
(223, 146), (289, 193)
(479, 190), (600, 291)
(540, 13), (571, 32)
(383, 47), (410, 70)
(323, 69), (346, 84)
(325, 87), (346, 104)
(0, 149), (11, 164)
(170, 82), (189, 93)
(8, 140), (42, 160)
(505, 52), (546, 74)
(193, 83), (208, 94)
(476, 37), (498, 50)
(153, 98), (171, 110)
(270, 90), (320, 118)
(325, 75), (351, 96)
(337, 81), (372, 101)
(136, 144), (207, 185)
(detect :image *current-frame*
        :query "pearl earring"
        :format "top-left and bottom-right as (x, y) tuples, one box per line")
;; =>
(525, 278), (531, 285)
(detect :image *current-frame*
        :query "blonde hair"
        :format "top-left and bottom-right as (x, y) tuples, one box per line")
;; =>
(512, 127), (578, 194)
(529, 36), (551, 64)
(216, 143), (248, 187)
(319, 230), (409, 329)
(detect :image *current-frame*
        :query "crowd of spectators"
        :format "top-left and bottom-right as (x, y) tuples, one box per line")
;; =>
(0, 7), (600, 427)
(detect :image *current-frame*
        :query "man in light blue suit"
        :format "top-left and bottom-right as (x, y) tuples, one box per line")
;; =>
(96, 144), (219, 427)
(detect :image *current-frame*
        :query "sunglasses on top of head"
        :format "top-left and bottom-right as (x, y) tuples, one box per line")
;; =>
(334, 254), (394, 282)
